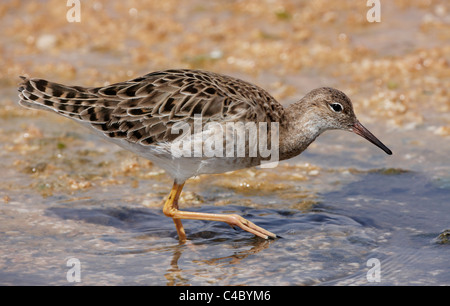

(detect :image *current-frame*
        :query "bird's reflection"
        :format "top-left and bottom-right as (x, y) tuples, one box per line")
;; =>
(164, 238), (276, 286)
(164, 244), (190, 286)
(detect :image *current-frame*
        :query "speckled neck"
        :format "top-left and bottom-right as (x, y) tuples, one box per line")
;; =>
(278, 100), (324, 161)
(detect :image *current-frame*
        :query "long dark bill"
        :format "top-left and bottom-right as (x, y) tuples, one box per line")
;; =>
(351, 121), (392, 155)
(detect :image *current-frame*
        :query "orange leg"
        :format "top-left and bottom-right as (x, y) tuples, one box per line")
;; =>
(163, 181), (278, 241)
(163, 182), (187, 241)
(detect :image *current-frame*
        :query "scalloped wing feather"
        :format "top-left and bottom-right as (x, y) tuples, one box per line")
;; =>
(18, 69), (284, 147)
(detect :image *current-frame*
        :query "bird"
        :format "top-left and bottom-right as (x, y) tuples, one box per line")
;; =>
(18, 69), (392, 241)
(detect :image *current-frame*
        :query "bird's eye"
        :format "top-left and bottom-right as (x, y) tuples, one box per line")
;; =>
(330, 103), (343, 113)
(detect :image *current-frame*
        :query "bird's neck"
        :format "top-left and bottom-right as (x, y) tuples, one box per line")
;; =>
(278, 101), (324, 161)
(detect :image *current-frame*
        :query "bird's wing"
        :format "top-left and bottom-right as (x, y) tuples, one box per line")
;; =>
(18, 69), (284, 146)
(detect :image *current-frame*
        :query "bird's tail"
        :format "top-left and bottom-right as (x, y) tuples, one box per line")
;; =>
(17, 76), (101, 121)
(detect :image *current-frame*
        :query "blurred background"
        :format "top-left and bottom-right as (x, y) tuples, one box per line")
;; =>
(0, 0), (449, 285)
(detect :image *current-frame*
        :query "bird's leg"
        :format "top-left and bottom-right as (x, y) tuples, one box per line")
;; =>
(163, 182), (187, 242)
(163, 181), (278, 240)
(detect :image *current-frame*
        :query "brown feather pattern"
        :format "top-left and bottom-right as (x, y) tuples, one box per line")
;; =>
(18, 69), (285, 146)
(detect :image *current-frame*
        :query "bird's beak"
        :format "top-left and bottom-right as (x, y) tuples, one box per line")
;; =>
(350, 121), (392, 155)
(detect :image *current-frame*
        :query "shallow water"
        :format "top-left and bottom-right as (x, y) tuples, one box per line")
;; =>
(1, 118), (448, 285)
(1, 0), (449, 285)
